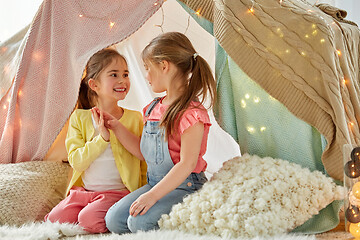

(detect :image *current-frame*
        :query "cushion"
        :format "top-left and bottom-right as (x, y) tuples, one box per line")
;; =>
(159, 154), (344, 238)
(0, 161), (70, 226)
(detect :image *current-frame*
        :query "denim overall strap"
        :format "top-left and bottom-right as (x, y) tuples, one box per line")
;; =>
(140, 97), (207, 188)
(145, 97), (161, 117)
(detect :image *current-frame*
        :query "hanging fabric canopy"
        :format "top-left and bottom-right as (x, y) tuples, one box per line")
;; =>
(179, 0), (360, 180)
(0, 0), (162, 163)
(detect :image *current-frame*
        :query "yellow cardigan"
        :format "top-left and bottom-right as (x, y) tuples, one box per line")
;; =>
(65, 108), (147, 195)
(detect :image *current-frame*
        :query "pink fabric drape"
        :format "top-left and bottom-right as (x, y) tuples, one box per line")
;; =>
(0, 0), (160, 163)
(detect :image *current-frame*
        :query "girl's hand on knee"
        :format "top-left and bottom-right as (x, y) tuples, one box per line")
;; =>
(129, 192), (157, 217)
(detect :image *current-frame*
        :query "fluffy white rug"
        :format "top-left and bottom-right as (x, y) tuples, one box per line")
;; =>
(0, 222), (317, 240)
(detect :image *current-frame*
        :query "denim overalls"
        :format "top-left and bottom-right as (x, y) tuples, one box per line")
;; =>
(105, 98), (207, 233)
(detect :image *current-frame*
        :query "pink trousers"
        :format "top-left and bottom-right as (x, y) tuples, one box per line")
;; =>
(45, 186), (130, 233)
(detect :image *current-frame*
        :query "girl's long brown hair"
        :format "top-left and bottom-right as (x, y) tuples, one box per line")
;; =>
(141, 32), (216, 138)
(77, 48), (126, 109)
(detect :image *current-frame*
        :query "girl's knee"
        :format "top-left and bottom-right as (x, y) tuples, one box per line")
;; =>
(105, 207), (130, 234)
(127, 215), (159, 233)
(45, 209), (77, 224)
(78, 209), (107, 233)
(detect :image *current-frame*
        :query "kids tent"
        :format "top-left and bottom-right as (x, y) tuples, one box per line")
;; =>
(0, 0), (359, 235)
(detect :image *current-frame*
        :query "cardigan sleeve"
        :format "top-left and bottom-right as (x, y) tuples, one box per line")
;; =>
(65, 110), (109, 173)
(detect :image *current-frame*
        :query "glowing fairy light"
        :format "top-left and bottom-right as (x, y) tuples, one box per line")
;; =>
(241, 100), (247, 108)
(260, 127), (266, 132)
(245, 94), (250, 99)
(312, 24), (317, 29)
(305, 34), (309, 38)
(247, 126), (255, 134)
(32, 51), (43, 61)
(320, 39), (325, 43)
(253, 97), (260, 103)
(301, 51), (306, 56)
(109, 22), (115, 28)
(79, 14), (83, 17)
(18, 90), (23, 97)
(343, 78), (347, 85)
(312, 30), (318, 36)
(195, 9), (201, 16)
(248, 7), (254, 14)
(154, 2), (158, 5)
(2, 105), (6, 110)
(285, 49), (290, 53)
(337, 50), (341, 56)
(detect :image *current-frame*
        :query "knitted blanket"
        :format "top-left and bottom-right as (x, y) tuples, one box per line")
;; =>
(179, 0), (360, 180)
(0, 0), (160, 163)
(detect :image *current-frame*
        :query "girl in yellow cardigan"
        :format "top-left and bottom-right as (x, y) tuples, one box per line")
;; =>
(45, 48), (147, 233)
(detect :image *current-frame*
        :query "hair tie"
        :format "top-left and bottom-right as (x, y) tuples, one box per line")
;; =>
(193, 52), (199, 60)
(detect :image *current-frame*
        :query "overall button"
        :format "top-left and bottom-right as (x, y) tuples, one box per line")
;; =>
(187, 182), (192, 187)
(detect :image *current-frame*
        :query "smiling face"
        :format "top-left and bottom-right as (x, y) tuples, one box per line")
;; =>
(91, 56), (130, 103)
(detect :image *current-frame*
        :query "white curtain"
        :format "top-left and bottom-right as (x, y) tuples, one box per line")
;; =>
(114, 0), (241, 178)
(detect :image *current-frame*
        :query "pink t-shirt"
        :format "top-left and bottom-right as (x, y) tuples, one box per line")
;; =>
(143, 97), (211, 173)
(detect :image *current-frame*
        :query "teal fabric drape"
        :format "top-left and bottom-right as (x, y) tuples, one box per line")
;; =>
(177, 1), (341, 234)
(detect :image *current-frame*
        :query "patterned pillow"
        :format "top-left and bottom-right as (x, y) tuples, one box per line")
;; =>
(0, 161), (70, 225)
(159, 154), (344, 238)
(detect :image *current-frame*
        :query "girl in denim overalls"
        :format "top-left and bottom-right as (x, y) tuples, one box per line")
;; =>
(105, 32), (217, 233)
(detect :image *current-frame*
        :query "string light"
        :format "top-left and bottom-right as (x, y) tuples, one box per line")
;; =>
(79, 14), (83, 18)
(247, 126), (255, 134)
(260, 127), (266, 132)
(320, 39), (325, 43)
(337, 50), (342, 56)
(241, 99), (247, 108)
(248, 7), (255, 14)
(195, 9), (201, 16)
(109, 22), (115, 29)
(253, 97), (260, 103)
(2, 105), (6, 110)
(245, 94), (250, 99)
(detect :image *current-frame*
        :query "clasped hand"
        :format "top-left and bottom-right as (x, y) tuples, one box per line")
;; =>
(91, 107), (119, 142)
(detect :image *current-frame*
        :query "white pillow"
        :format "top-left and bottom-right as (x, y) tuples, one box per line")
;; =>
(159, 154), (344, 238)
(0, 161), (70, 226)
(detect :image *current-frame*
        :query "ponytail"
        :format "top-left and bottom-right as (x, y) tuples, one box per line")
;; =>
(77, 76), (96, 109)
(160, 55), (216, 138)
(142, 32), (216, 138)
